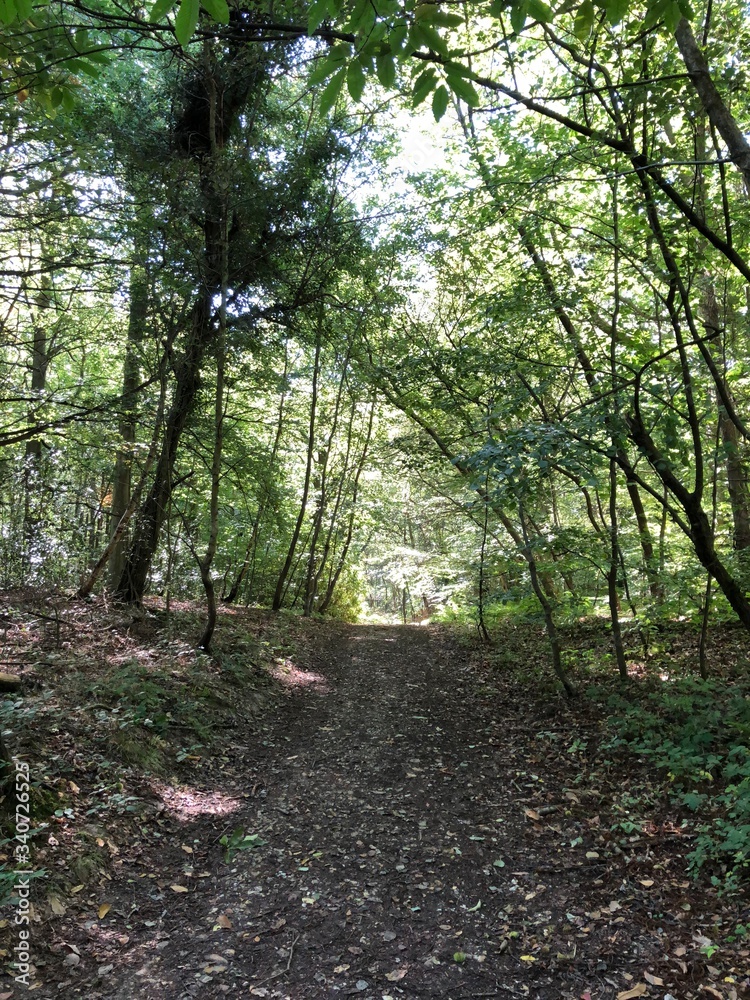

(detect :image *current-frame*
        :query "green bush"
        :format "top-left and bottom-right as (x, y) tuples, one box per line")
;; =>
(605, 677), (750, 890)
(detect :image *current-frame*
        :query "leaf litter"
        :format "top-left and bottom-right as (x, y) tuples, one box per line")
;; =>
(0, 595), (747, 997)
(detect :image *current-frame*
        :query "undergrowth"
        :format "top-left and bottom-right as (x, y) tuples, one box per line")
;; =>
(604, 675), (750, 893)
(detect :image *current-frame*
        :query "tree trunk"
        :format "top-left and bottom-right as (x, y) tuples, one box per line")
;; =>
(519, 505), (574, 697)
(674, 18), (750, 196)
(272, 321), (322, 611)
(197, 59), (229, 652)
(23, 267), (51, 564)
(627, 414), (750, 630)
(114, 293), (212, 603)
(223, 343), (289, 604)
(607, 459), (628, 680)
(318, 400), (375, 614)
(108, 250), (147, 589)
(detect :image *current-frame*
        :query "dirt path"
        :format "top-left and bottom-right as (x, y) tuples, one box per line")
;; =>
(29, 621), (747, 999)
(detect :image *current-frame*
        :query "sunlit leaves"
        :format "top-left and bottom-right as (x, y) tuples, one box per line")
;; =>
(432, 84), (450, 121)
(347, 59), (366, 101)
(174, 0), (200, 47)
(149, 0), (174, 22)
(574, 0), (595, 40)
(308, 0), (336, 34)
(376, 51), (397, 88)
(445, 68), (479, 107)
(319, 65), (347, 114)
(412, 67), (437, 107)
(200, 0), (229, 25)
(0, 0), (30, 25)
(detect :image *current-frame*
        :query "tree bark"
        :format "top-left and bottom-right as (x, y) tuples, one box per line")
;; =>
(674, 18), (750, 196)
(114, 293), (212, 603)
(272, 320), (322, 611)
(108, 249), (147, 589)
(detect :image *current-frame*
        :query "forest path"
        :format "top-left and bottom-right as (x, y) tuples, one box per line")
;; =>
(58, 622), (678, 999)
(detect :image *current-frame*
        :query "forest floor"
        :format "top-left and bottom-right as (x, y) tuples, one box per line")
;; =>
(0, 595), (748, 999)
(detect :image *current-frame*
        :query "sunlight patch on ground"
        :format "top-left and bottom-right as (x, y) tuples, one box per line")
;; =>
(151, 782), (242, 820)
(270, 658), (331, 692)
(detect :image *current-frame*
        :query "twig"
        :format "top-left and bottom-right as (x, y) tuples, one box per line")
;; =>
(252, 931), (300, 987)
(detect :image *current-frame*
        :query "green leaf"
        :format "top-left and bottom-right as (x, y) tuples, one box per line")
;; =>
(201, 0), (229, 24)
(376, 51), (396, 87)
(662, 0), (683, 31)
(343, 0), (370, 32)
(15, 0), (32, 18)
(446, 71), (480, 107)
(416, 5), (463, 27)
(602, 0), (630, 24)
(347, 59), (366, 101)
(309, 45), (349, 86)
(574, 0), (594, 40)
(412, 67), (437, 107)
(150, 0), (174, 20)
(83, 50), (111, 65)
(319, 65), (346, 114)
(307, 0), (330, 34)
(526, 0), (553, 21)
(174, 0), (199, 47)
(432, 84), (450, 121)
(0, 0), (18, 23)
(411, 21), (449, 55)
(389, 19), (409, 52)
(443, 59), (472, 78)
(75, 61), (102, 78)
(510, 1), (527, 33)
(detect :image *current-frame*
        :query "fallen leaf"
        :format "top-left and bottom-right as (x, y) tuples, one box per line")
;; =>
(170, 885), (189, 893)
(520, 955), (537, 962)
(639, 879), (654, 887)
(48, 896), (65, 916)
(385, 969), (407, 981)
(616, 987), (647, 1000)
(644, 972), (663, 986)
(70, 884), (84, 894)
(524, 808), (542, 822)
(97, 903), (111, 919)
(181, 845), (194, 854)
(217, 914), (233, 929)
(333, 965), (350, 974)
